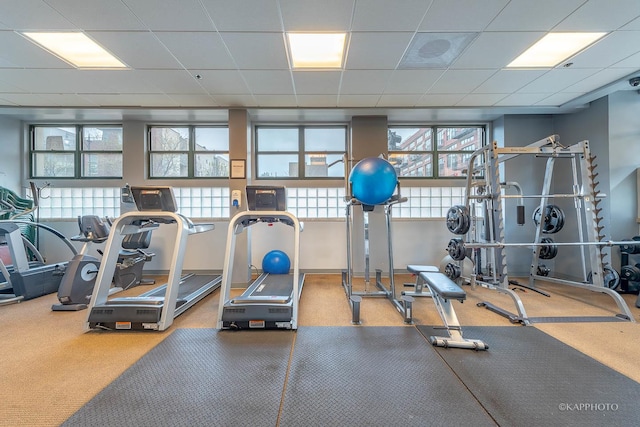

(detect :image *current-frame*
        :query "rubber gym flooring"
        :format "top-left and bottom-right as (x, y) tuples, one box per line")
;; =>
(62, 326), (640, 427)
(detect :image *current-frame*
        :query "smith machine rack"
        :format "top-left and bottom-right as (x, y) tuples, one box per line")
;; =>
(443, 135), (636, 324)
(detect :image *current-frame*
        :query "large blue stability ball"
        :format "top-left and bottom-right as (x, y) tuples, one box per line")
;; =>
(349, 157), (398, 205)
(262, 250), (291, 274)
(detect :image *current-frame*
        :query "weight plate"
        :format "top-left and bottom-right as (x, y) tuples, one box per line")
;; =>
(446, 205), (470, 235)
(536, 264), (550, 276)
(444, 263), (461, 280)
(447, 238), (467, 261)
(621, 264), (640, 282)
(539, 237), (558, 260)
(587, 267), (620, 289)
(532, 204), (565, 234)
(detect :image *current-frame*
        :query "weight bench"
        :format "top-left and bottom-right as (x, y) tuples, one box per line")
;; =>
(405, 265), (488, 351)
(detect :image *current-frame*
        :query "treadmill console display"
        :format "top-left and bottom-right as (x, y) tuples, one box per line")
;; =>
(131, 186), (178, 212)
(246, 186), (286, 211)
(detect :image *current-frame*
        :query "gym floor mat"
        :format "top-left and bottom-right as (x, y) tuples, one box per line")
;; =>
(62, 329), (294, 427)
(417, 325), (640, 427)
(279, 326), (495, 427)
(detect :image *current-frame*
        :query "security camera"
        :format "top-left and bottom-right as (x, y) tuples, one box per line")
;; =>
(629, 77), (640, 87)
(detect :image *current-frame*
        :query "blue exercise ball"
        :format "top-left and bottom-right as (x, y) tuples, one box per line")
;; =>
(349, 157), (398, 205)
(262, 250), (291, 274)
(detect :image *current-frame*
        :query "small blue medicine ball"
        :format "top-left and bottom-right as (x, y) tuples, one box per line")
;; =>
(349, 157), (398, 205)
(262, 250), (291, 274)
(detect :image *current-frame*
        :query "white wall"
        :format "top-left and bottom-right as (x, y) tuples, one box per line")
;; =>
(0, 116), (23, 192)
(39, 216), (454, 279)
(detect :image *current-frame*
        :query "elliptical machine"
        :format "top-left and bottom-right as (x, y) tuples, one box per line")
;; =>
(52, 215), (154, 311)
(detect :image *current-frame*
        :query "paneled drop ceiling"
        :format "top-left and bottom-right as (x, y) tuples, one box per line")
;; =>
(0, 0), (639, 121)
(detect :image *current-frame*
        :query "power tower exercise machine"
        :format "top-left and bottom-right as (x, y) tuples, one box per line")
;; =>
(217, 186), (304, 330)
(86, 186), (222, 331)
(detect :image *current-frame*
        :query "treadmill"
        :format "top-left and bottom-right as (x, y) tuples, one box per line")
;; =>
(217, 186), (304, 330)
(86, 186), (222, 331)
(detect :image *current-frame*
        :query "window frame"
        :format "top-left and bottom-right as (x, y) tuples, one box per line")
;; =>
(147, 124), (229, 179)
(388, 125), (486, 179)
(254, 124), (348, 180)
(29, 124), (124, 179)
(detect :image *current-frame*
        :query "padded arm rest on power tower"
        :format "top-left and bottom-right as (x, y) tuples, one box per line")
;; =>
(419, 272), (466, 301)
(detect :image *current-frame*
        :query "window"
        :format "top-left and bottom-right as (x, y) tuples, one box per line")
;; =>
(255, 125), (347, 179)
(148, 126), (229, 178)
(30, 125), (123, 178)
(388, 126), (484, 178)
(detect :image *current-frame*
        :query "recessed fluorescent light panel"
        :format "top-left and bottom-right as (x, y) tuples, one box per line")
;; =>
(507, 32), (607, 68)
(287, 33), (346, 68)
(399, 32), (478, 69)
(21, 32), (127, 69)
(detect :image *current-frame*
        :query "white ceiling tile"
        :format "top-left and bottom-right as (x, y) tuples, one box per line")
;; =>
(383, 70), (445, 94)
(415, 93), (466, 106)
(419, 0), (509, 32)
(202, 0), (282, 31)
(154, 32), (236, 69)
(474, 70), (548, 93)
(518, 69), (601, 93)
(564, 68), (640, 92)
(452, 32), (544, 69)
(621, 16), (640, 30)
(0, 31), (76, 68)
(292, 71), (341, 95)
(494, 93), (552, 106)
(121, 0), (214, 31)
(377, 94), (422, 107)
(87, 31), (183, 69)
(46, 0), (145, 30)
(535, 92), (586, 106)
(555, 0), (640, 31)
(241, 70), (294, 95)
(280, 0), (355, 31)
(220, 33), (289, 70)
(0, 1), (639, 116)
(296, 94), (339, 107)
(345, 32), (413, 70)
(138, 70), (208, 94)
(0, 0), (75, 30)
(254, 94), (297, 107)
(337, 94), (380, 107)
(352, 0), (428, 31)
(485, 0), (585, 31)
(190, 70), (251, 95)
(166, 94), (220, 107)
(81, 93), (178, 107)
(340, 70), (393, 95)
(428, 70), (495, 94)
(612, 52), (640, 68)
(568, 31), (640, 68)
(457, 93), (507, 106)
(210, 94), (255, 107)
